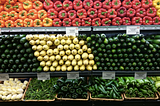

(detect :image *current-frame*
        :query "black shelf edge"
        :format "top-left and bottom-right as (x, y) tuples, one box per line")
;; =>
(3, 71), (92, 78)
(92, 71), (160, 76)
(1, 71), (160, 78)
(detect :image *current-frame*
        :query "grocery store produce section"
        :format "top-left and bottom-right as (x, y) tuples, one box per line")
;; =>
(1, 0), (160, 105)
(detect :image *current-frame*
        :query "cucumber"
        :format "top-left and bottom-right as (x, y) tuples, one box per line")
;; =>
(152, 39), (160, 44)
(24, 42), (30, 48)
(91, 34), (96, 39)
(20, 37), (27, 44)
(23, 64), (29, 68)
(154, 35), (160, 39)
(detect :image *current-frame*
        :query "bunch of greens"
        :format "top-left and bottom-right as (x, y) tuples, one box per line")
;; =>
(55, 77), (88, 99)
(25, 78), (58, 100)
(124, 77), (157, 98)
(88, 77), (125, 99)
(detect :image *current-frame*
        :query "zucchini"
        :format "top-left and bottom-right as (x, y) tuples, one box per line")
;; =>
(123, 53), (128, 58)
(152, 40), (160, 44)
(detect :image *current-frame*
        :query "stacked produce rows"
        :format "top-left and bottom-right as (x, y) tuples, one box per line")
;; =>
(87, 34), (160, 71)
(1, 33), (160, 72)
(21, 77), (159, 100)
(27, 34), (97, 71)
(0, 35), (42, 73)
(1, 0), (160, 27)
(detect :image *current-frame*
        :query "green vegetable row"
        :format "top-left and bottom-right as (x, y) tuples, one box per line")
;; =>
(24, 76), (158, 100)
(86, 33), (160, 71)
(0, 34), (42, 73)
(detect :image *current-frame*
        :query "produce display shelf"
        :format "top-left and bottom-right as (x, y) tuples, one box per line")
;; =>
(1, 71), (160, 78)
(1, 25), (160, 33)
(1, 26), (91, 33)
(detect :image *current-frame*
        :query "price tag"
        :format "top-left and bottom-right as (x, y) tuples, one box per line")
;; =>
(37, 73), (50, 80)
(66, 27), (78, 36)
(0, 28), (1, 34)
(67, 72), (79, 79)
(126, 26), (140, 35)
(102, 72), (115, 79)
(0, 74), (9, 81)
(135, 72), (147, 79)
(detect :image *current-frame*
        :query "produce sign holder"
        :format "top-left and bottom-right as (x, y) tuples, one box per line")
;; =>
(55, 92), (89, 101)
(0, 78), (30, 102)
(124, 93), (159, 100)
(22, 78), (55, 102)
(89, 93), (124, 101)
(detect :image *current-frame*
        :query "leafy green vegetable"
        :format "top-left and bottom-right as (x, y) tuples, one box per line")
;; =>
(25, 78), (58, 100)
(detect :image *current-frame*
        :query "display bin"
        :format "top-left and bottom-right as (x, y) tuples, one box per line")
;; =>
(22, 78), (55, 102)
(55, 92), (90, 101)
(89, 93), (124, 101)
(124, 93), (159, 100)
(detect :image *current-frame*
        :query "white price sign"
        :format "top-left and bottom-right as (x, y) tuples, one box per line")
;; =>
(135, 72), (147, 79)
(126, 26), (140, 35)
(0, 74), (9, 81)
(102, 72), (115, 79)
(37, 73), (50, 80)
(66, 27), (78, 36)
(0, 28), (1, 34)
(67, 72), (79, 79)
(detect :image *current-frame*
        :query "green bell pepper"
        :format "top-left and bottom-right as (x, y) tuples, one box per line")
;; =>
(57, 79), (64, 87)
(72, 93), (78, 99)
(65, 93), (72, 98)
(69, 87), (75, 93)
(73, 79), (79, 88)
(82, 92), (88, 99)
(58, 92), (64, 98)
(65, 79), (73, 86)
(76, 88), (83, 95)
(61, 86), (68, 92)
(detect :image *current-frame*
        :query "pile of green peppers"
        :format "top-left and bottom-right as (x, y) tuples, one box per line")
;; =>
(54, 77), (88, 99)
(88, 77), (125, 99)
(123, 77), (157, 98)
(25, 78), (58, 100)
